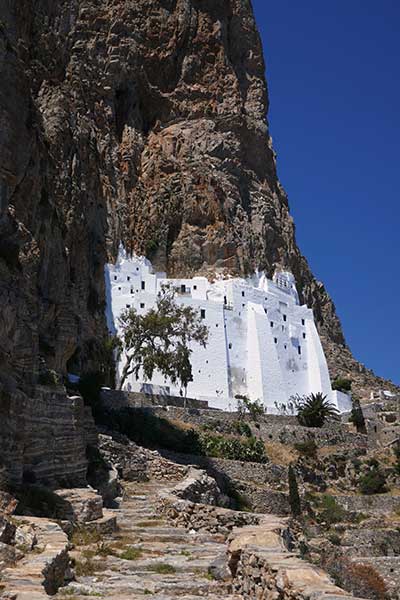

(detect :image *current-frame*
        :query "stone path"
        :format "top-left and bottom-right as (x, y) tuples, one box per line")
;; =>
(55, 480), (239, 599)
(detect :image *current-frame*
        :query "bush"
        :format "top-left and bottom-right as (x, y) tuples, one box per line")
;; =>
(199, 432), (267, 463)
(232, 420), (252, 438)
(317, 494), (347, 525)
(288, 465), (301, 517)
(38, 369), (59, 386)
(331, 377), (352, 392)
(294, 439), (318, 458)
(359, 465), (387, 495)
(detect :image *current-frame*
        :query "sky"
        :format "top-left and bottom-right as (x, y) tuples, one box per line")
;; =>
(252, 0), (400, 386)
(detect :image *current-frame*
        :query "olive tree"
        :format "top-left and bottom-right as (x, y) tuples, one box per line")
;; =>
(118, 286), (208, 397)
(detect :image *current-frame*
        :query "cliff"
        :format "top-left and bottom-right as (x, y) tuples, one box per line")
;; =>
(0, 0), (397, 407)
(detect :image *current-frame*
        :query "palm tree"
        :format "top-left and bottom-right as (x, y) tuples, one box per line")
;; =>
(296, 393), (339, 428)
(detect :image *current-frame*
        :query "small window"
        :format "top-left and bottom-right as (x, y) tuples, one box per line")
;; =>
(118, 287), (121, 291)
(181, 284), (186, 293)
(301, 319), (305, 326)
(242, 303), (245, 308)
(283, 314), (287, 322)
(194, 285), (197, 290)
(141, 281), (145, 290)
(303, 332), (306, 339)
(298, 346), (301, 355)
(136, 267), (139, 271)
(274, 337), (278, 344)
(224, 296), (227, 305)
(216, 323), (219, 327)
(241, 291), (245, 297)
(200, 309), (206, 319)
(228, 343), (232, 349)
(270, 321), (274, 327)
(114, 276), (117, 281)
(264, 308), (268, 314)
(284, 344), (287, 350)
(130, 288), (134, 294)
(140, 303), (145, 309)
(127, 276), (130, 281)
(126, 304), (131, 308)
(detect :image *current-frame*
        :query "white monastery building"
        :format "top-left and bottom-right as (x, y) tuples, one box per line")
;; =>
(105, 248), (351, 414)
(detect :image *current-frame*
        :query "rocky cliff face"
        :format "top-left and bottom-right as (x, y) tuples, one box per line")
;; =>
(0, 0), (397, 401)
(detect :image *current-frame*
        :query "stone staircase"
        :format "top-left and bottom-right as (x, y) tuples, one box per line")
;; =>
(54, 480), (239, 600)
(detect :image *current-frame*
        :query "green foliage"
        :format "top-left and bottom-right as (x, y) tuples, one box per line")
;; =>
(394, 443), (400, 476)
(359, 465), (387, 495)
(331, 377), (352, 392)
(150, 563), (176, 574)
(296, 393), (339, 428)
(38, 369), (59, 386)
(235, 395), (264, 422)
(119, 286), (208, 393)
(294, 439), (318, 458)
(232, 420), (252, 438)
(288, 465), (301, 517)
(317, 494), (347, 525)
(199, 432), (267, 463)
(119, 547), (142, 560)
(328, 533), (342, 546)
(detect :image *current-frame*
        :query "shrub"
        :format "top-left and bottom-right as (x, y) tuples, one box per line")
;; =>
(199, 432), (267, 463)
(38, 369), (59, 386)
(151, 563), (176, 574)
(296, 393), (339, 428)
(294, 439), (318, 458)
(232, 420), (252, 438)
(359, 466), (387, 495)
(317, 494), (347, 525)
(331, 377), (352, 392)
(288, 465), (301, 517)
(119, 547), (142, 560)
(328, 533), (341, 546)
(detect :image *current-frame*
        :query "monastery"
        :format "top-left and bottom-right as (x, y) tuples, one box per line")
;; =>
(105, 248), (351, 413)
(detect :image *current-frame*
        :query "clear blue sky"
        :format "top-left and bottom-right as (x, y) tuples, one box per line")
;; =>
(252, 0), (400, 386)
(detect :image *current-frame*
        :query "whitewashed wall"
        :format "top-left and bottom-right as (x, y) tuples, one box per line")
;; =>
(105, 248), (349, 413)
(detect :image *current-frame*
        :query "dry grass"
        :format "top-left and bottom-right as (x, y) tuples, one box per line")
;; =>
(264, 442), (298, 466)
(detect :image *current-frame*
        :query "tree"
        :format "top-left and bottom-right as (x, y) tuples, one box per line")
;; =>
(296, 393), (339, 428)
(288, 464), (301, 517)
(118, 286), (208, 396)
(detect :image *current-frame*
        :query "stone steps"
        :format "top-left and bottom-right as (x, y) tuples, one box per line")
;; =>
(53, 479), (234, 599)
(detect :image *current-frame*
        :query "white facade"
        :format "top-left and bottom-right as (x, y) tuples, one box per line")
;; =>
(105, 248), (351, 413)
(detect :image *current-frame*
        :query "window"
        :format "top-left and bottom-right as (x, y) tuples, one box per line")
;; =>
(284, 344), (287, 350)
(141, 281), (145, 290)
(130, 288), (134, 294)
(242, 303), (245, 308)
(216, 323), (219, 327)
(270, 321), (274, 327)
(274, 337), (278, 344)
(264, 308), (268, 314)
(224, 296), (227, 305)
(200, 309), (206, 319)
(126, 304), (131, 308)
(136, 267), (139, 271)
(114, 276), (117, 281)
(118, 287), (121, 291)
(303, 333), (306, 339)
(127, 276), (130, 281)
(228, 343), (232, 349)
(181, 284), (186, 293)
(241, 291), (245, 297)
(298, 346), (301, 355)
(283, 314), (287, 322)
(140, 303), (145, 309)
(301, 319), (305, 326)
(194, 285), (197, 290)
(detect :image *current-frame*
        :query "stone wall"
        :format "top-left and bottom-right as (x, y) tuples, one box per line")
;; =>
(0, 385), (96, 487)
(335, 493), (400, 515)
(100, 388), (209, 411)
